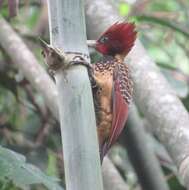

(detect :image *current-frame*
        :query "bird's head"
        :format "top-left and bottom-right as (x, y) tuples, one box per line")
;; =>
(94, 22), (137, 58)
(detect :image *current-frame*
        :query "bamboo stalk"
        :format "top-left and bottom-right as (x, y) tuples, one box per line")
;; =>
(47, 1), (103, 190)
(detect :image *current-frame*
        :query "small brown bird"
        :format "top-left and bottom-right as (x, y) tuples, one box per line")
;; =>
(90, 22), (137, 161)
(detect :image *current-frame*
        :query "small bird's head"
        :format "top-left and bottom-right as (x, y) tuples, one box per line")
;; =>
(95, 22), (137, 57)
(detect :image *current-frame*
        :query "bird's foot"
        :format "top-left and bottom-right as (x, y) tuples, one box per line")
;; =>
(40, 39), (91, 74)
(69, 55), (97, 87)
(69, 55), (99, 89)
(90, 75), (98, 88)
(69, 55), (92, 69)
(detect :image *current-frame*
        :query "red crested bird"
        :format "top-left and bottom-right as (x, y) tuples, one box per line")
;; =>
(89, 22), (137, 162)
(41, 22), (136, 162)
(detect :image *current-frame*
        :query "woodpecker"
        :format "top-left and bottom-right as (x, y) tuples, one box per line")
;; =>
(40, 22), (136, 162)
(90, 22), (137, 161)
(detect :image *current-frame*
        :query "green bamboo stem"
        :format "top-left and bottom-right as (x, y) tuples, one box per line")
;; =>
(47, 1), (103, 190)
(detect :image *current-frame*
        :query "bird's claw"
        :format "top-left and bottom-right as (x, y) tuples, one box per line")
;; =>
(69, 55), (97, 88)
(69, 55), (92, 69)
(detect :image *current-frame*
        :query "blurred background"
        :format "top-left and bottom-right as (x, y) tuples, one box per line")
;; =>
(0, 0), (189, 189)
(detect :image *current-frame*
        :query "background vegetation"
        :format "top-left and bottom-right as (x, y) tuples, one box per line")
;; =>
(0, 0), (188, 189)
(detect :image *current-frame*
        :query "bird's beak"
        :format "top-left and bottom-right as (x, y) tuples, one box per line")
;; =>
(87, 40), (97, 49)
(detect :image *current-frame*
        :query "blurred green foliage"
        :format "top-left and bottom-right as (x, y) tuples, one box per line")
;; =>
(119, 0), (189, 104)
(119, 2), (130, 16)
(0, 146), (63, 190)
(0, 0), (188, 189)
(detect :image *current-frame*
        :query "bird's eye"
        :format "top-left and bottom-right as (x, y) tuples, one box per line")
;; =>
(99, 36), (109, 44)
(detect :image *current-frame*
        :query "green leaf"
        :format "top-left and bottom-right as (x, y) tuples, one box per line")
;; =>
(168, 175), (185, 190)
(0, 146), (64, 190)
(25, 7), (40, 29)
(148, 0), (179, 12)
(119, 3), (130, 16)
(47, 150), (58, 177)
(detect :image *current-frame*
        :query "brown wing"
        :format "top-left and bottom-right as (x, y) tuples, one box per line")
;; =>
(101, 63), (132, 160)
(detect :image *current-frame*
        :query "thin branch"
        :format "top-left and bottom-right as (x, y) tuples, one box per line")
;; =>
(124, 105), (169, 190)
(0, 15), (58, 118)
(102, 157), (129, 190)
(8, 0), (18, 17)
(85, 0), (189, 188)
(34, 0), (48, 35)
(135, 14), (189, 38)
(23, 85), (46, 118)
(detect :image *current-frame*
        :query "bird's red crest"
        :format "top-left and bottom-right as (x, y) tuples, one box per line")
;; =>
(96, 22), (137, 57)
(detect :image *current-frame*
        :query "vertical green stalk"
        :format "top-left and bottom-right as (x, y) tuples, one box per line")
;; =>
(47, 0), (103, 190)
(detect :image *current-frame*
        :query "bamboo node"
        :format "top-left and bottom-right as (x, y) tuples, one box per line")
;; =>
(40, 39), (90, 74)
